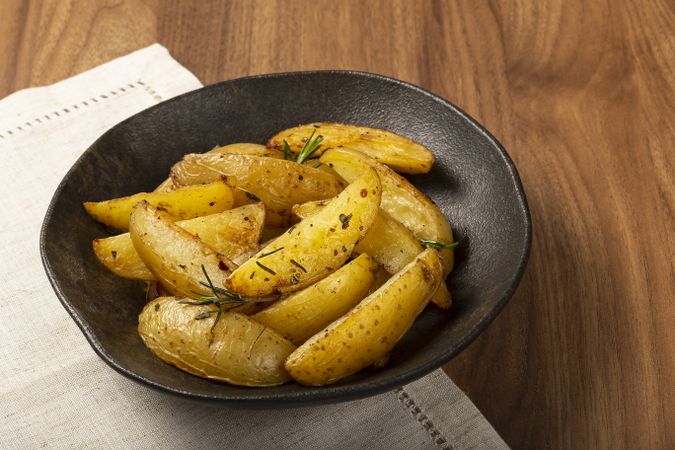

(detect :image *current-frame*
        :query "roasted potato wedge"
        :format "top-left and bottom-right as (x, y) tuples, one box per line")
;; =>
(225, 167), (382, 296)
(285, 248), (443, 385)
(253, 254), (379, 345)
(293, 200), (452, 309)
(320, 147), (454, 274)
(84, 179), (234, 231)
(129, 201), (237, 301)
(93, 203), (265, 281)
(170, 154), (343, 226)
(292, 200), (421, 274)
(267, 122), (435, 174)
(138, 297), (295, 386)
(153, 144), (282, 193)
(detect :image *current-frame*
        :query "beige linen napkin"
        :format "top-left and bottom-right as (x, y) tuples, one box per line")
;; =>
(0, 44), (508, 450)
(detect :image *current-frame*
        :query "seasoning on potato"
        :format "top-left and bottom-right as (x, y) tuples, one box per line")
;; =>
(320, 147), (455, 274)
(253, 253), (379, 345)
(284, 248), (443, 386)
(93, 203), (265, 280)
(224, 167), (382, 296)
(293, 200), (453, 309)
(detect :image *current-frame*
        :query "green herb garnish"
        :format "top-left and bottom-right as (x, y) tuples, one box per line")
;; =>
(282, 130), (324, 165)
(283, 140), (293, 160)
(258, 247), (284, 258)
(419, 239), (459, 250)
(256, 261), (277, 275)
(289, 259), (307, 273)
(180, 265), (276, 330)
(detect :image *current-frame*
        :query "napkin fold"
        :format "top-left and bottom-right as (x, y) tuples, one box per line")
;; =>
(0, 44), (507, 450)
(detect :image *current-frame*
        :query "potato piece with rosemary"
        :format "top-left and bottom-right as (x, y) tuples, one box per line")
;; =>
(253, 254), (379, 345)
(93, 203), (265, 281)
(84, 179), (234, 231)
(129, 201), (239, 302)
(320, 147), (455, 275)
(138, 297), (295, 386)
(267, 122), (435, 174)
(285, 249), (443, 386)
(225, 167), (382, 297)
(293, 200), (453, 309)
(170, 154), (343, 226)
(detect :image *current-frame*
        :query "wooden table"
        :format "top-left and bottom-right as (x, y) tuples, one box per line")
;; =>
(2, 1), (672, 448)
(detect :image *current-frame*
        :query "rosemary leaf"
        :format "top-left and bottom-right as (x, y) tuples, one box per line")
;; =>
(419, 238), (459, 250)
(256, 261), (277, 275)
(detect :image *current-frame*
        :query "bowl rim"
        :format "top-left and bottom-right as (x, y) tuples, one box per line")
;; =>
(40, 69), (532, 406)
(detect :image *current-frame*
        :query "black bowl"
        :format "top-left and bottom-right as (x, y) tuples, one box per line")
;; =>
(40, 71), (530, 406)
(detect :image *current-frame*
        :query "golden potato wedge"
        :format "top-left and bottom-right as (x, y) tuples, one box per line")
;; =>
(285, 249), (443, 386)
(93, 203), (265, 281)
(170, 154), (343, 226)
(292, 200), (420, 274)
(153, 144), (282, 194)
(293, 200), (452, 309)
(129, 201), (236, 300)
(84, 179), (234, 231)
(267, 122), (435, 174)
(320, 147), (454, 274)
(253, 254), (379, 345)
(138, 297), (295, 386)
(225, 167), (382, 297)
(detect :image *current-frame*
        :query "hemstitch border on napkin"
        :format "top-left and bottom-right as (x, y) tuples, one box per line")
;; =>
(0, 80), (161, 140)
(396, 387), (453, 450)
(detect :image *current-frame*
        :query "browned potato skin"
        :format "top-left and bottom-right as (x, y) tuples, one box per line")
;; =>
(267, 122), (435, 174)
(138, 297), (295, 386)
(224, 167), (382, 297)
(293, 200), (420, 274)
(253, 254), (379, 345)
(84, 179), (234, 231)
(208, 143), (283, 158)
(170, 154), (343, 226)
(320, 148), (454, 275)
(293, 200), (452, 309)
(153, 144), (282, 193)
(93, 203), (265, 281)
(285, 249), (443, 386)
(129, 201), (237, 301)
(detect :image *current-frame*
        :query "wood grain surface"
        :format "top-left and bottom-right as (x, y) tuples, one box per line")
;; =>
(1, 1), (673, 448)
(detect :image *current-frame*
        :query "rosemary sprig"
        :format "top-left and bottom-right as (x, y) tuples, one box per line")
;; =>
(283, 140), (293, 161)
(282, 130), (324, 164)
(179, 265), (276, 330)
(419, 239), (459, 250)
(296, 129), (324, 164)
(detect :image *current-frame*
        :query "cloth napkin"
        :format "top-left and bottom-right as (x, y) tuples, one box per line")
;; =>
(0, 44), (507, 450)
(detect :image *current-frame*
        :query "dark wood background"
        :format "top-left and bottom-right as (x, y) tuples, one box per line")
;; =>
(2, 1), (673, 448)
